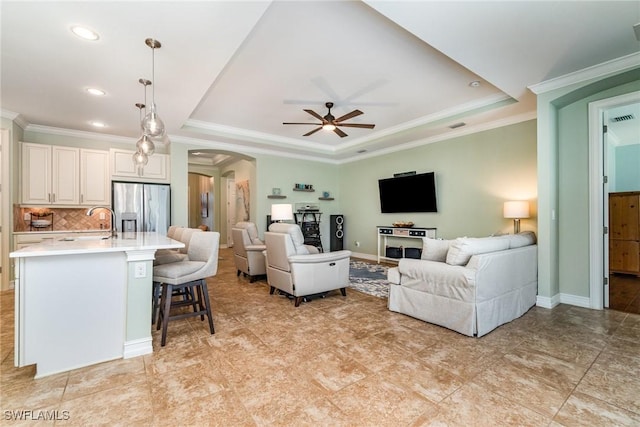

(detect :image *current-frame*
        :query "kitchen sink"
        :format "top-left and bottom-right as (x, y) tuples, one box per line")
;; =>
(59, 235), (111, 241)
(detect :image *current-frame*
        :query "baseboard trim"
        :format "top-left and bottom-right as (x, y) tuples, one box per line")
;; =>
(350, 252), (377, 262)
(537, 293), (592, 309)
(536, 294), (560, 309)
(123, 337), (152, 359)
(559, 293), (592, 308)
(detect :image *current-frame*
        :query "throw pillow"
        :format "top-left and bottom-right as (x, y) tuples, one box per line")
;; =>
(445, 236), (510, 266)
(421, 237), (451, 262)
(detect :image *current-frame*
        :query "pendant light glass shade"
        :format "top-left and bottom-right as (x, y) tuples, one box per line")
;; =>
(141, 103), (165, 138)
(136, 134), (155, 156)
(133, 150), (148, 166)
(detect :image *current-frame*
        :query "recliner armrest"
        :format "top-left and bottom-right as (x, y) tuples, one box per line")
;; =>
(245, 244), (267, 252)
(289, 250), (352, 264)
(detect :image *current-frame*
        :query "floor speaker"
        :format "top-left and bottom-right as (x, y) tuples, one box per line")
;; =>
(330, 215), (344, 251)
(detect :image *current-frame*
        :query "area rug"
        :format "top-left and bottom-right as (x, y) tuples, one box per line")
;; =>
(349, 260), (390, 298)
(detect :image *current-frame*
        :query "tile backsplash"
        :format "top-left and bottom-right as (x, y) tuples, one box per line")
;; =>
(14, 206), (111, 232)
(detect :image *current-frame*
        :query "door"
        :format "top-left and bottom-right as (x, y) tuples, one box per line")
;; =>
(51, 146), (79, 205)
(112, 182), (144, 233)
(80, 149), (110, 205)
(21, 143), (51, 204)
(143, 184), (170, 234)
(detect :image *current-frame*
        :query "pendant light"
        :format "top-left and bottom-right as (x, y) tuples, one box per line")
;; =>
(132, 149), (149, 167)
(135, 79), (155, 156)
(141, 38), (165, 138)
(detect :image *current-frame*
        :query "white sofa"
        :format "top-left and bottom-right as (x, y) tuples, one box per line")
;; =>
(387, 232), (537, 337)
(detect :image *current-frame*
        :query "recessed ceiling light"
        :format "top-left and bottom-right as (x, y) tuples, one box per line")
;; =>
(86, 88), (105, 96)
(357, 149), (367, 154)
(90, 121), (106, 128)
(71, 26), (100, 41)
(469, 80), (481, 88)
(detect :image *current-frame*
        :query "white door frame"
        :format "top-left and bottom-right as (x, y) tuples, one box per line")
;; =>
(226, 177), (236, 247)
(0, 129), (11, 290)
(588, 90), (640, 310)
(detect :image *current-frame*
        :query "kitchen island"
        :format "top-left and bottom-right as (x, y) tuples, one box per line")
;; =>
(9, 232), (184, 378)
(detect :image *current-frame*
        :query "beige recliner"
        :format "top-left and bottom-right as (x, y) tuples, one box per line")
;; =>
(232, 222), (267, 282)
(264, 223), (351, 307)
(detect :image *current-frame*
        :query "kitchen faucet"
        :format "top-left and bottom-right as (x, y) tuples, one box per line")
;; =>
(86, 206), (118, 238)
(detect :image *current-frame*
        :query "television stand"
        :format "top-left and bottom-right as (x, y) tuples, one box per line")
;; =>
(377, 226), (436, 263)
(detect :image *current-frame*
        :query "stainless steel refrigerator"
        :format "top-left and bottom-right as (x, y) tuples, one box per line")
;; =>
(112, 181), (171, 235)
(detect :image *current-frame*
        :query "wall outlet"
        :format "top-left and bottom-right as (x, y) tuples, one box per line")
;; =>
(99, 212), (106, 220)
(23, 213), (31, 221)
(134, 262), (147, 279)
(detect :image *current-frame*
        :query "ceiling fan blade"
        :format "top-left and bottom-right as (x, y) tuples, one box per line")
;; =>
(334, 109), (363, 123)
(303, 127), (323, 137)
(335, 123), (375, 129)
(283, 122), (321, 125)
(303, 109), (325, 121)
(333, 127), (348, 138)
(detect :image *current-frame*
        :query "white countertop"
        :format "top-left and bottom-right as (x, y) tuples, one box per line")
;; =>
(10, 232), (184, 258)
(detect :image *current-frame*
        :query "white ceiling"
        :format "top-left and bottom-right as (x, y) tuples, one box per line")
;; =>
(2, 1), (639, 165)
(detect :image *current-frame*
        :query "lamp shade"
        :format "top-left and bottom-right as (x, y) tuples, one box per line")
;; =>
(271, 204), (293, 221)
(503, 201), (530, 219)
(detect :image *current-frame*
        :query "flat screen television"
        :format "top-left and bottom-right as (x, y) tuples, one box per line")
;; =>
(378, 172), (438, 213)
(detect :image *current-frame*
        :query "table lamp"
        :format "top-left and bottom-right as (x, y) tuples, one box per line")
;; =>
(271, 204), (293, 222)
(503, 201), (529, 234)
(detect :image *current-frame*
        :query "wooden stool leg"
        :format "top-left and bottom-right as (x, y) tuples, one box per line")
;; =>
(195, 284), (205, 321)
(200, 279), (215, 335)
(160, 283), (173, 347)
(152, 282), (161, 324)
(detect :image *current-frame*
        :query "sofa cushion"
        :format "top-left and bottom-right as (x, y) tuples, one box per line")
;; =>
(507, 231), (536, 249)
(421, 238), (452, 262)
(445, 236), (510, 266)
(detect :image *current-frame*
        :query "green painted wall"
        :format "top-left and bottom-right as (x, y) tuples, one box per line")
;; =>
(536, 67), (640, 304)
(615, 144), (640, 191)
(339, 120), (537, 256)
(555, 78), (640, 298)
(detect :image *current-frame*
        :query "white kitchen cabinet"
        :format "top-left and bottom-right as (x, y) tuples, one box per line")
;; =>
(52, 146), (79, 205)
(110, 148), (170, 183)
(21, 143), (110, 206)
(80, 149), (110, 205)
(21, 143), (79, 205)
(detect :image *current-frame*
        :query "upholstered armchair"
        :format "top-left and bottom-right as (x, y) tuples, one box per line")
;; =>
(264, 223), (352, 307)
(232, 222), (267, 282)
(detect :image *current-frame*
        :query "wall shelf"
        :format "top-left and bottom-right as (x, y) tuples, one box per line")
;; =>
(318, 197), (334, 201)
(292, 188), (315, 192)
(267, 195), (287, 199)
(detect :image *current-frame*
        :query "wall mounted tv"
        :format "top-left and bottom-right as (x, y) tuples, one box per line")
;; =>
(378, 172), (438, 213)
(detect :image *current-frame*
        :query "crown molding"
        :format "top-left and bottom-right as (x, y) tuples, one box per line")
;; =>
(0, 109), (29, 129)
(528, 52), (640, 95)
(24, 124), (135, 144)
(337, 110), (537, 164)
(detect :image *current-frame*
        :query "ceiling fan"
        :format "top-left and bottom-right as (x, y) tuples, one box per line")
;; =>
(283, 102), (375, 138)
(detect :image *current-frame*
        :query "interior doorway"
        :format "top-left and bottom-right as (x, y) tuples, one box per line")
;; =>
(589, 91), (640, 312)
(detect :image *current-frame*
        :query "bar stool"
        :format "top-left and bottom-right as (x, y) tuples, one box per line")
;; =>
(153, 232), (220, 346)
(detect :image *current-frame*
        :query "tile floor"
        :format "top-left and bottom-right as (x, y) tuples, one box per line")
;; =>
(609, 273), (640, 315)
(1, 248), (640, 426)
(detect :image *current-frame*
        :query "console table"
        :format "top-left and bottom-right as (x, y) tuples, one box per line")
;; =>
(377, 226), (437, 263)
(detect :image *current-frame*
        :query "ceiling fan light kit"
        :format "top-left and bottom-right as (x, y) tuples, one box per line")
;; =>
(283, 101), (375, 138)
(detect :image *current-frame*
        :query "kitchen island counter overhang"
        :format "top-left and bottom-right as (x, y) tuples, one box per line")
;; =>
(9, 232), (184, 378)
